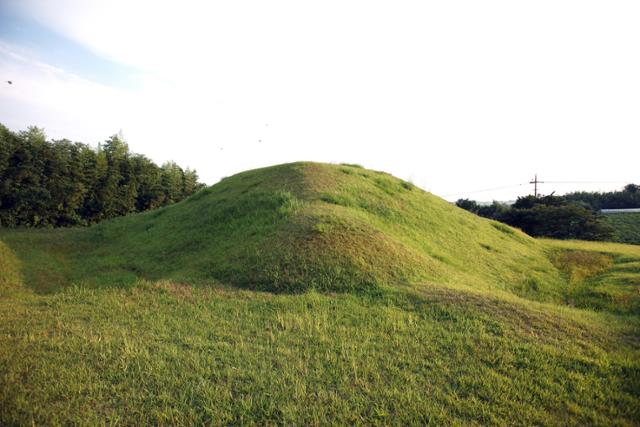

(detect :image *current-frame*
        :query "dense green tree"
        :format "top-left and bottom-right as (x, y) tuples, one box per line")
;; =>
(2, 127), (50, 226)
(503, 204), (612, 240)
(183, 168), (203, 197)
(455, 193), (614, 241)
(564, 185), (640, 210)
(43, 139), (87, 225)
(131, 155), (164, 211)
(160, 161), (185, 204)
(0, 124), (206, 227)
(512, 194), (565, 210)
(476, 201), (510, 221)
(456, 199), (510, 221)
(455, 198), (479, 212)
(624, 184), (639, 194)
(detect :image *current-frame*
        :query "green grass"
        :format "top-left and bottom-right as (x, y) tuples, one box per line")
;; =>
(544, 239), (640, 315)
(1, 281), (638, 425)
(603, 212), (640, 245)
(1, 162), (639, 425)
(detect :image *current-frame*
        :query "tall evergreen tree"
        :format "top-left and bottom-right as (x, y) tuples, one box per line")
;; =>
(0, 124), (206, 227)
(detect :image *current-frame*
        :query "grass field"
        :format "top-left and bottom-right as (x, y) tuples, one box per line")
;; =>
(603, 212), (640, 245)
(1, 162), (639, 425)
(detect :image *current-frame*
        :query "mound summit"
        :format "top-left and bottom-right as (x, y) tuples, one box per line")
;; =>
(64, 161), (563, 296)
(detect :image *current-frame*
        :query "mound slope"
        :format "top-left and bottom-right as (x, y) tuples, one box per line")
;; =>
(37, 161), (558, 296)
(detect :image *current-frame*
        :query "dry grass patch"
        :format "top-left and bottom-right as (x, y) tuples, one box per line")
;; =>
(552, 250), (614, 284)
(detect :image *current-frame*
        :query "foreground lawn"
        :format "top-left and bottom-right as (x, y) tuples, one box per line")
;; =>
(1, 280), (638, 426)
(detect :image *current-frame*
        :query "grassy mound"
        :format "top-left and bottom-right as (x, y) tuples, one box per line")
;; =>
(2, 162), (639, 424)
(1, 162), (565, 297)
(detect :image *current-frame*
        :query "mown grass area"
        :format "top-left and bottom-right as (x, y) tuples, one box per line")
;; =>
(1, 162), (640, 424)
(603, 213), (640, 245)
(1, 280), (639, 425)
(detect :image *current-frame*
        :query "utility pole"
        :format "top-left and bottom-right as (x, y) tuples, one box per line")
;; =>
(530, 174), (544, 197)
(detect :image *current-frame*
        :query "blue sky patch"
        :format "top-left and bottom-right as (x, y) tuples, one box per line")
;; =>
(0, 7), (141, 91)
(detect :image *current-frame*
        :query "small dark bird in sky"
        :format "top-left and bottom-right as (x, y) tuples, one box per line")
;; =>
(6, 81), (12, 85)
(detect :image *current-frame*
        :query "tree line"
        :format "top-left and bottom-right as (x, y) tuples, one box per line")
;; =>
(0, 124), (205, 227)
(563, 184), (640, 210)
(456, 183), (640, 241)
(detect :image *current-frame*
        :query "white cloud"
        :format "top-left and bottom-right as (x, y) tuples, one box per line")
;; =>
(0, 41), (131, 142)
(2, 0), (639, 198)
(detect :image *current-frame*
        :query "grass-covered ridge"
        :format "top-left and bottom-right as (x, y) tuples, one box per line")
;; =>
(0, 162), (564, 296)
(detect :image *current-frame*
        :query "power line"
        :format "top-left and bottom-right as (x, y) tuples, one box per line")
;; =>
(442, 183), (526, 198)
(442, 179), (633, 199)
(542, 180), (630, 184)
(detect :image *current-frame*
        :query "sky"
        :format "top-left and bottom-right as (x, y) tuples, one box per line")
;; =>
(0, 0), (638, 201)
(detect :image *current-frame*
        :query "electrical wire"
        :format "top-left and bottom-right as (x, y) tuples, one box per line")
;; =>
(542, 181), (630, 184)
(441, 180), (633, 198)
(442, 183), (527, 198)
